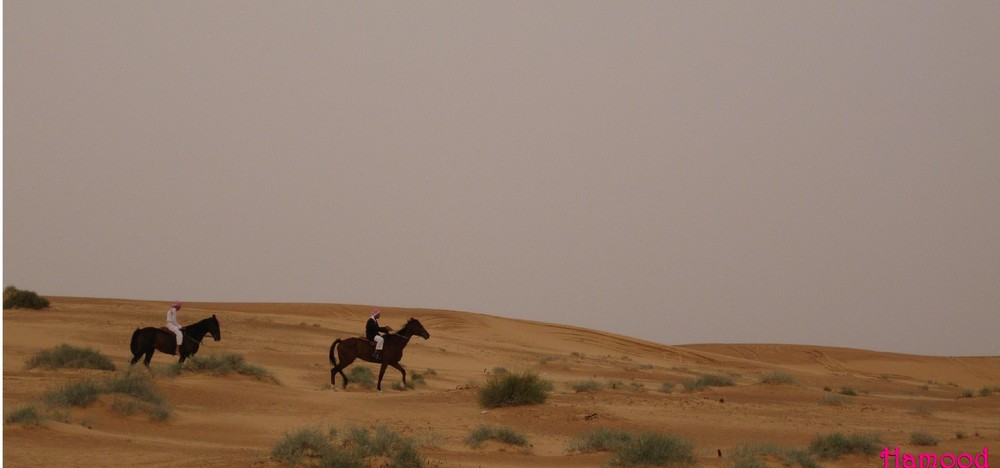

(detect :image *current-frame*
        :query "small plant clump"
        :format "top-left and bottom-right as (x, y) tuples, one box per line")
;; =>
(26, 344), (116, 371)
(477, 370), (552, 408)
(909, 431), (939, 446)
(568, 379), (603, 393)
(681, 374), (735, 392)
(176, 353), (279, 383)
(465, 425), (529, 448)
(3, 286), (50, 310)
(759, 372), (796, 385)
(271, 424), (424, 467)
(809, 432), (883, 460)
(4, 405), (44, 426)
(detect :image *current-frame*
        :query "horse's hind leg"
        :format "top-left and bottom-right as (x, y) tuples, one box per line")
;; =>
(330, 364), (350, 389)
(143, 350), (154, 369)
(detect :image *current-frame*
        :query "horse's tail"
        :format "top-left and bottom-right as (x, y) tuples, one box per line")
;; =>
(329, 339), (341, 366)
(130, 328), (141, 355)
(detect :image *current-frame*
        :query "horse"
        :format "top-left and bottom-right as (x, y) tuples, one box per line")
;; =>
(129, 314), (221, 368)
(329, 318), (430, 391)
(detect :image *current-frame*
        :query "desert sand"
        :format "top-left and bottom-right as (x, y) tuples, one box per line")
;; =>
(3, 297), (998, 467)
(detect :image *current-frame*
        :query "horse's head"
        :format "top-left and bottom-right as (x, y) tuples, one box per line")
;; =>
(402, 318), (430, 340)
(208, 314), (221, 341)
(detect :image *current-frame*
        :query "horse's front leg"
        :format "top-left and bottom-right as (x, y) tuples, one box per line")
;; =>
(377, 363), (389, 392)
(388, 362), (407, 387)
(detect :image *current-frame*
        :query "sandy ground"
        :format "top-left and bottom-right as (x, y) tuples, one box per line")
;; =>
(3, 297), (998, 467)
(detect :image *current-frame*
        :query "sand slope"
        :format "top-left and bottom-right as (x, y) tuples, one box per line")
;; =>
(4, 298), (998, 467)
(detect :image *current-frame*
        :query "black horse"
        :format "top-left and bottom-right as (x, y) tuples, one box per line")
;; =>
(129, 315), (221, 368)
(329, 318), (429, 391)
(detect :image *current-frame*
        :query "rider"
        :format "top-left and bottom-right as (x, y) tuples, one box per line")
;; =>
(166, 301), (184, 355)
(366, 309), (392, 360)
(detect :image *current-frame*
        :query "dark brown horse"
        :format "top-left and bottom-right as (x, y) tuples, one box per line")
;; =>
(129, 315), (221, 368)
(329, 318), (429, 391)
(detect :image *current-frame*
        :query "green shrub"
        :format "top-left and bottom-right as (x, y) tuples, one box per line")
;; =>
(4, 405), (44, 426)
(103, 373), (163, 404)
(909, 431), (938, 446)
(960, 389), (974, 398)
(478, 370), (551, 408)
(3, 286), (50, 309)
(43, 379), (102, 407)
(182, 353), (278, 383)
(659, 382), (675, 394)
(568, 379), (603, 393)
(979, 387), (993, 397)
(342, 425), (424, 467)
(819, 395), (846, 406)
(348, 366), (375, 389)
(759, 372), (796, 385)
(838, 387), (857, 396)
(809, 432), (882, 459)
(731, 443), (818, 468)
(465, 425), (529, 448)
(271, 427), (338, 466)
(566, 427), (633, 453)
(25, 344), (115, 371)
(609, 432), (695, 466)
(682, 374), (735, 392)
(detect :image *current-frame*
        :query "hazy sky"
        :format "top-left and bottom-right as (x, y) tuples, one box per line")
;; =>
(4, 2), (999, 356)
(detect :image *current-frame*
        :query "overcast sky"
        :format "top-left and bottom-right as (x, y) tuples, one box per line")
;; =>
(4, 2), (999, 356)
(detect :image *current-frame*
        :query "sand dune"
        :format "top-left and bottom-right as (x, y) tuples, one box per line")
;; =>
(4, 297), (998, 467)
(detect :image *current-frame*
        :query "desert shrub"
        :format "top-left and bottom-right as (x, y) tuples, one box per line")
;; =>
(344, 366), (374, 389)
(659, 382), (675, 394)
(909, 431), (938, 446)
(392, 380), (415, 391)
(838, 387), (857, 396)
(808, 432), (882, 459)
(568, 379), (603, 393)
(759, 372), (796, 385)
(110, 397), (140, 416)
(3, 286), (50, 310)
(43, 379), (102, 408)
(182, 353), (278, 383)
(682, 374), (734, 392)
(566, 427), (633, 453)
(909, 405), (933, 416)
(4, 405), (44, 426)
(25, 344), (115, 371)
(478, 370), (551, 408)
(607, 379), (623, 390)
(103, 373), (163, 404)
(491, 367), (508, 375)
(731, 443), (818, 468)
(104, 374), (172, 420)
(271, 427), (339, 466)
(819, 395), (846, 406)
(959, 389), (974, 398)
(343, 425), (424, 467)
(979, 386), (993, 397)
(465, 425), (529, 448)
(609, 432), (695, 467)
(410, 371), (426, 385)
